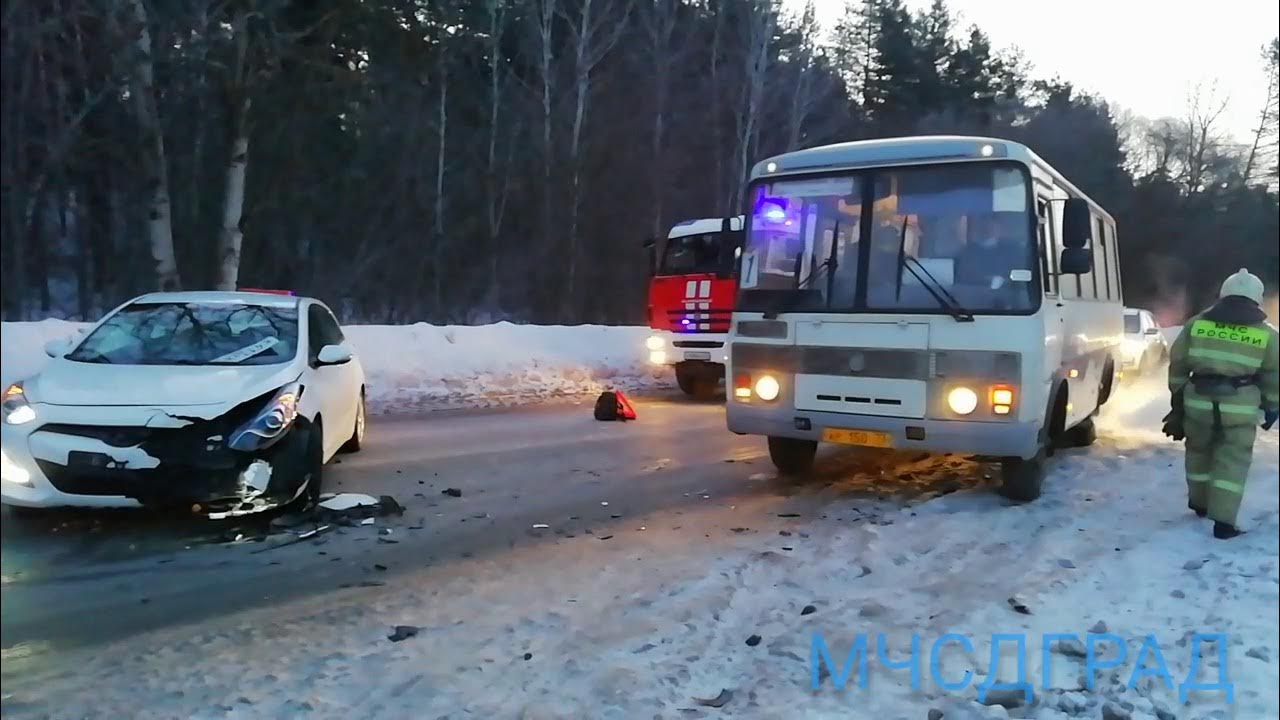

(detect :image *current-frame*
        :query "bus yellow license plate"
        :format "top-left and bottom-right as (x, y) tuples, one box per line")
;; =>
(822, 428), (893, 448)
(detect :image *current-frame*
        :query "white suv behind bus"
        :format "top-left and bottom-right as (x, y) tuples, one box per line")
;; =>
(1121, 307), (1169, 376)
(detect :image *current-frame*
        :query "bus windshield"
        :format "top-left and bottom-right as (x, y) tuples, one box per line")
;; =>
(736, 162), (1038, 315)
(658, 232), (739, 276)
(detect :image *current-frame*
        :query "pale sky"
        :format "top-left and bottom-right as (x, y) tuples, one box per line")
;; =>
(797, 0), (1279, 144)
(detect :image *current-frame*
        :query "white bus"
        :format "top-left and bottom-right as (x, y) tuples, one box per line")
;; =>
(725, 136), (1124, 501)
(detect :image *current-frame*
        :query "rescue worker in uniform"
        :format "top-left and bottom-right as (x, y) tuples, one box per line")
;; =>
(1167, 268), (1279, 539)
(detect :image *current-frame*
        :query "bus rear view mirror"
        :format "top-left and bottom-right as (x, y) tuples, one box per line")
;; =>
(1061, 197), (1092, 249)
(1059, 246), (1092, 275)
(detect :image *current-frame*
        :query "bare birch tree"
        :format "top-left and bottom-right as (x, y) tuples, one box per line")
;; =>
(531, 0), (558, 276)
(123, 0), (180, 290)
(483, 0), (513, 307)
(639, 0), (684, 236)
(559, 0), (631, 314)
(1182, 84), (1229, 194)
(785, 1), (820, 151)
(215, 7), (253, 291)
(1243, 38), (1279, 188)
(728, 0), (775, 212)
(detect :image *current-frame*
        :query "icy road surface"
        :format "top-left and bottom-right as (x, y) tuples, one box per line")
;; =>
(1, 382), (1277, 720)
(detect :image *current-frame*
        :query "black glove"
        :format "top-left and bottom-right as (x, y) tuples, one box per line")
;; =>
(1163, 388), (1186, 441)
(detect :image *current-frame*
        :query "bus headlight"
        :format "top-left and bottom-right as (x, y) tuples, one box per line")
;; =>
(947, 387), (979, 415)
(646, 335), (665, 351)
(754, 375), (781, 402)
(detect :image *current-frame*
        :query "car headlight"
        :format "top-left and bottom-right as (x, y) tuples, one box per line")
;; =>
(947, 387), (979, 415)
(646, 335), (665, 351)
(3, 383), (36, 425)
(754, 374), (781, 402)
(228, 383), (302, 452)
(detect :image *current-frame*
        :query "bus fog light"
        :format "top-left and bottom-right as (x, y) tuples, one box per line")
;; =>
(646, 335), (665, 351)
(754, 375), (781, 402)
(947, 387), (978, 415)
(649, 350), (666, 365)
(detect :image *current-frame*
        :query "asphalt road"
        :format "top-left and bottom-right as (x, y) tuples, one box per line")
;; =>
(0, 392), (978, 678)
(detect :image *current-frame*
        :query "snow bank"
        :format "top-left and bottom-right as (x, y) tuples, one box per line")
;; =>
(0, 319), (87, 390)
(342, 323), (668, 412)
(0, 320), (670, 413)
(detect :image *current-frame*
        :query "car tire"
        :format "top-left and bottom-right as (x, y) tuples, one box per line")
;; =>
(340, 392), (365, 454)
(768, 436), (817, 476)
(301, 420), (325, 507)
(998, 447), (1046, 502)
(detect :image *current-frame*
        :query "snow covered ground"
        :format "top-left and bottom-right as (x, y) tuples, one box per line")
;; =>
(0, 320), (670, 412)
(3, 374), (1275, 719)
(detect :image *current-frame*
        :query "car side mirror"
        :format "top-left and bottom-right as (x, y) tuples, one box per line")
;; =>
(1059, 246), (1092, 275)
(316, 344), (352, 366)
(44, 338), (72, 358)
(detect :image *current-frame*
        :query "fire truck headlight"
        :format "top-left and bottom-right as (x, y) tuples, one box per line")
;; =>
(646, 335), (665, 351)
(754, 375), (781, 402)
(649, 350), (667, 365)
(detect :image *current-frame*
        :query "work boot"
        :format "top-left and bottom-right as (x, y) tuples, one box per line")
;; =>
(1189, 502), (1207, 518)
(1213, 522), (1244, 540)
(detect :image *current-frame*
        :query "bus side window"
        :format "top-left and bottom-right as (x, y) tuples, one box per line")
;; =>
(1037, 198), (1056, 295)
(1096, 217), (1111, 300)
(1108, 221), (1122, 301)
(1080, 214), (1100, 300)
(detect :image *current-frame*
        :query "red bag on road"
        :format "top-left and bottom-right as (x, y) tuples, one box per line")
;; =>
(593, 390), (637, 421)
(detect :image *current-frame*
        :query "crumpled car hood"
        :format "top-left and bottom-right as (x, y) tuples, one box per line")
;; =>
(27, 358), (303, 412)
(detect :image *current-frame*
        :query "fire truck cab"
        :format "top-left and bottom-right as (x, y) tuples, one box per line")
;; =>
(644, 216), (744, 397)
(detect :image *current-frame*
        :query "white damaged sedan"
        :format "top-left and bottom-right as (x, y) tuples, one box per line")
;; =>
(1, 291), (366, 518)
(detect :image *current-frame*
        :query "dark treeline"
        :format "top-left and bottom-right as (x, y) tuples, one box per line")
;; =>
(2, 0), (1276, 324)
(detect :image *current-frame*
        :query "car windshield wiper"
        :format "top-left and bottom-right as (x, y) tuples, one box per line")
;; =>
(66, 350), (112, 364)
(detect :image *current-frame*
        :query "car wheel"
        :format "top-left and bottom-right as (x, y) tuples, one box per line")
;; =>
(301, 420), (325, 507)
(768, 436), (817, 476)
(340, 392), (365, 454)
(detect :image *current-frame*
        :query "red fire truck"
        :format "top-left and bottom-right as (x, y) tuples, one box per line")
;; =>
(644, 216), (745, 397)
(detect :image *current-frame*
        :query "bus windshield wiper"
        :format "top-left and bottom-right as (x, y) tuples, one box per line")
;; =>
(901, 255), (975, 322)
(891, 218), (973, 322)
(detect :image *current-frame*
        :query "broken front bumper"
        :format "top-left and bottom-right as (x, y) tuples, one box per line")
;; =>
(1, 402), (312, 513)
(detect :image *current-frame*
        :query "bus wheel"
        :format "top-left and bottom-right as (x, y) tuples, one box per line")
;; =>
(1065, 416), (1098, 448)
(1097, 360), (1116, 407)
(768, 436), (817, 476)
(998, 448), (1045, 502)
